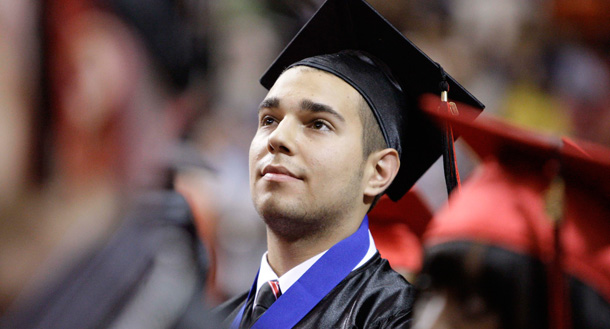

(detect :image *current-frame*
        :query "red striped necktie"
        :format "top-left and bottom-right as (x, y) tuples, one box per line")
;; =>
(248, 280), (282, 326)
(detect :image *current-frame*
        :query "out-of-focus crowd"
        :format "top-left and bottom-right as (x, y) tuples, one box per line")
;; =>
(1, 0), (609, 328)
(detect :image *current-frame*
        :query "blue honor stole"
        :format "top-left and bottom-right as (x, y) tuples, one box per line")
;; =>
(231, 216), (371, 329)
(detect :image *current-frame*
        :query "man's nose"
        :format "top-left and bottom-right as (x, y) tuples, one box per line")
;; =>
(267, 118), (296, 155)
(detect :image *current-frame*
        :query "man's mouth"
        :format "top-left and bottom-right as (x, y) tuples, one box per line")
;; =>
(261, 164), (302, 182)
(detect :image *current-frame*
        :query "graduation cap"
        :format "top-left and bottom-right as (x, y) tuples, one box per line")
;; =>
(420, 93), (610, 198)
(419, 97), (610, 329)
(416, 104), (559, 328)
(260, 0), (484, 201)
(419, 97), (558, 266)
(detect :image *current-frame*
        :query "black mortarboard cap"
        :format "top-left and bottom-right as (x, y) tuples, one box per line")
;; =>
(260, 0), (484, 201)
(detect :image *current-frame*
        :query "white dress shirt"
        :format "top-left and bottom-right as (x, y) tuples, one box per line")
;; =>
(253, 230), (377, 306)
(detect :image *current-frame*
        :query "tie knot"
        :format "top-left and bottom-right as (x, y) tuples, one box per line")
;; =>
(256, 280), (282, 310)
(242, 280), (282, 328)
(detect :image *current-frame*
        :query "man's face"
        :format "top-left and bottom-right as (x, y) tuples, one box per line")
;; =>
(249, 67), (367, 238)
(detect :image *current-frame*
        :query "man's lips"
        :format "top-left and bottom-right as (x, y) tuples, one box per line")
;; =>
(261, 164), (302, 182)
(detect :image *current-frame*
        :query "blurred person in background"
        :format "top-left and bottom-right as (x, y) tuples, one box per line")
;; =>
(0, 0), (48, 313)
(405, 1), (610, 328)
(0, 0), (217, 328)
(412, 100), (610, 329)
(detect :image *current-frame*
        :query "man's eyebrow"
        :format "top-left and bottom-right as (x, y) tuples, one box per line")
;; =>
(259, 97), (279, 111)
(300, 99), (345, 122)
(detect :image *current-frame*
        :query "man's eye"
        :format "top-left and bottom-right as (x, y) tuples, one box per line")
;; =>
(261, 116), (276, 126)
(311, 120), (331, 131)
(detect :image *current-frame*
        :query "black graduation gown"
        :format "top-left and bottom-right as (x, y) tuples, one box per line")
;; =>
(215, 252), (414, 329)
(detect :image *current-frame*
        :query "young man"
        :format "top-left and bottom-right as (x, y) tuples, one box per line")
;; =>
(215, 0), (483, 328)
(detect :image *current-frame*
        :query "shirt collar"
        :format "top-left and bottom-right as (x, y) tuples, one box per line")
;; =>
(254, 230), (377, 304)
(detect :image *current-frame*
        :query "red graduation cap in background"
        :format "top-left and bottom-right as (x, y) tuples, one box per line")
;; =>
(419, 94), (610, 329)
(368, 191), (432, 276)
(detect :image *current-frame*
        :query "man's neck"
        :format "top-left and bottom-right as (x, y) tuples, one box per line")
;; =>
(265, 216), (363, 277)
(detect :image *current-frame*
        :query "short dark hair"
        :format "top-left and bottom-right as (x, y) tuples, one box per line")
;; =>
(357, 96), (386, 157)
(356, 96), (388, 211)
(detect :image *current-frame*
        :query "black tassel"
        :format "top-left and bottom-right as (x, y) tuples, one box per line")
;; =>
(437, 63), (460, 196)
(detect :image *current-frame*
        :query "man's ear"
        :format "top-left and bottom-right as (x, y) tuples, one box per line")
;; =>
(363, 148), (400, 199)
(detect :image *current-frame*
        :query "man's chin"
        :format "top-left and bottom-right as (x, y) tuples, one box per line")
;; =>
(255, 197), (301, 221)
(254, 198), (324, 240)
